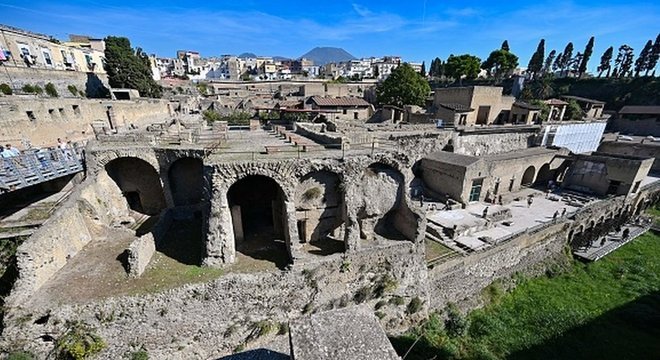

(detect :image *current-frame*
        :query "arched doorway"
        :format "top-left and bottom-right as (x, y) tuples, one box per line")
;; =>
(105, 157), (166, 215)
(295, 171), (345, 256)
(227, 175), (289, 267)
(535, 163), (552, 186)
(168, 158), (204, 206)
(521, 166), (536, 186)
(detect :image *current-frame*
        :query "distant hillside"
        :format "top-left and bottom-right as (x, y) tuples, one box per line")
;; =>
(238, 52), (257, 58)
(300, 47), (355, 65)
(273, 56), (291, 61)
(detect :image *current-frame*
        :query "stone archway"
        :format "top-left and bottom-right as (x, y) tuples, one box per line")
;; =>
(535, 163), (552, 186)
(105, 157), (166, 215)
(521, 166), (536, 186)
(168, 157), (204, 206)
(227, 175), (290, 268)
(295, 171), (345, 256)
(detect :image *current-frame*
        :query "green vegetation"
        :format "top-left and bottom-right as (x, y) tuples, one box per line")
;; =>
(482, 48), (519, 82)
(445, 54), (481, 85)
(406, 297), (423, 315)
(6, 351), (35, 360)
(0, 83), (12, 95)
(68, 85), (79, 96)
(202, 110), (251, 125)
(54, 321), (106, 360)
(392, 232), (660, 359)
(104, 36), (162, 98)
(45, 82), (58, 97)
(376, 63), (430, 107)
(130, 350), (148, 360)
(21, 84), (43, 95)
(302, 187), (322, 202)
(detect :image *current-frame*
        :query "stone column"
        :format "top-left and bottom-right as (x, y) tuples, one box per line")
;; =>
(559, 105), (567, 121)
(203, 182), (235, 267)
(285, 199), (304, 261)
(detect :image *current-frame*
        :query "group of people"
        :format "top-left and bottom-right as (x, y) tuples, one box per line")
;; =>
(0, 143), (21, 158)
(1, 138), (76, 172)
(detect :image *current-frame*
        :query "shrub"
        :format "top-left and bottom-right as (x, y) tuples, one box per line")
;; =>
(68, 85), (79, 96)
(372, 275), (398, 298)
(21, 84), (35, 93)
(302, 187), (322, 201)
(389, 296), (405, 306)
(54, 321), (106, 360)
(7, 351), (35, 360)
(45, 82), (58, 97)
(445, 303), (468, 337)
(202, 110), (222, 123)
(33, 85), (43, 95)
(130, 350), (148, 360)
(246, 320), (277, 342)
(0, 83), (12, 95)
(354, 286), (372, 304)
(407, 297), (423, 315)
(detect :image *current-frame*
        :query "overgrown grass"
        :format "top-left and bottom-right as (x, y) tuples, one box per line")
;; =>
(392, 231), (660, 360)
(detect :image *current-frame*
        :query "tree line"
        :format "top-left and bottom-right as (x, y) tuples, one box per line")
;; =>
(427, 34), (660, 83)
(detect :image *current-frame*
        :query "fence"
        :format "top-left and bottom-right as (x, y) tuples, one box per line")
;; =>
(0, 145), (84, 193)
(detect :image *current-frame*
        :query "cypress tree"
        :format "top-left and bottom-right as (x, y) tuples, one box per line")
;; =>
(560, 42), (574, 76)
(543, 50), (557, 74)
(501, 40), (510, 52)
(597, 46), (614, 77)
(527, 39), (545, 77)
(647, 34), (660, 76)
(421, 61), (426, 77)
(634, 40), (653, 76)
(578, 36), (595, 77)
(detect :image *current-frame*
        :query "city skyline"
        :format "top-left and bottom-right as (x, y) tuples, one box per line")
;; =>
(1, 0), (659, 71)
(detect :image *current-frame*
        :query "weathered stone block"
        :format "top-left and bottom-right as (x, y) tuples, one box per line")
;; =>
(126, 233), (155, 278)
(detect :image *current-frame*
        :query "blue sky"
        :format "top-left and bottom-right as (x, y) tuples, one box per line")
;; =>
(1, 0), (658, 71)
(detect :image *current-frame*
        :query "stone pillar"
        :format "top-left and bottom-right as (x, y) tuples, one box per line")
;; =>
(559, 105), (567, 121)
(203, 183), (236, 267)
(285, 199), (304, 261)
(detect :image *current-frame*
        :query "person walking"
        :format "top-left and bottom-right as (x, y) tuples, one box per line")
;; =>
(527, 196), (534, 208)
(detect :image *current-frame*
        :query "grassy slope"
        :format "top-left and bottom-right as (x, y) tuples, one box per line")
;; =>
(393, 231), (660, 360)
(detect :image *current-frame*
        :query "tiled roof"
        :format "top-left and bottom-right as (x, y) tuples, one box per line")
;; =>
(513, 101), (542, 111)
(310, 96), (370, 107)
(437, 102), (474, 112)
(424, 151), (480, 167)
(618, 106), (660, 115)
(562, 95), (605, 104)
(543, 98), (569, 106)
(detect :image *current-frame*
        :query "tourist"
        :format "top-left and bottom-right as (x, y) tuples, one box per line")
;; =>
(527, 196), (534, 208)
(6, 144), (20, 157)
(0, 145), (12, 158)
(561, 208), (567, 216)
(498, 195), (503, 205)
(482, 206), (489, 218)
(553, 211), (559, 219)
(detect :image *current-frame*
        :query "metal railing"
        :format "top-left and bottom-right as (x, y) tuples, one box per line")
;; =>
(0, 146), (84, 193)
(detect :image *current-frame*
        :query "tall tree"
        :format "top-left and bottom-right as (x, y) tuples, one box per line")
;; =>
(375, 63), (431, 107)
(597, 46), (613, 77)
(420, 61), (426, 77)
(552, 52), (563, 72)
(560, 42), (574, 76)
(445, 54), (481, 85)
(571, 52), (583, 73)
(578, 36), (595, 77)
(104, 36), (162, 98)
(543, 50), (557, 74)
(527, 39), (545, 77)
(634, 40), (653, 77)
(481, 49), (519, 81)
(647, 34), (660, 76)
(614, 45), (635, 77)
(501, 40), (510, 52)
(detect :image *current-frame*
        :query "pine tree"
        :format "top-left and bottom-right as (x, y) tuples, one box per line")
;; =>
(597, 46), (614, 77)
(376, 63), (431, 107)
(543, 50), (557, 74)
(104, 36), (162, 98)
(527, 39), (545, 77)
(578, 36), (595, 77)
(560, 42), (574, 76)
(501, 40), (510, 52)
(647, 34), (660, 76)
(481, 49), (519, 81)
(634, 40), (653, 77)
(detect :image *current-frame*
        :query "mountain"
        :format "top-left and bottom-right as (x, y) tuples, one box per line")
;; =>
(272, 56), (291, 61)
(299, 47), (356, 65)
(238, 52), (257, 58)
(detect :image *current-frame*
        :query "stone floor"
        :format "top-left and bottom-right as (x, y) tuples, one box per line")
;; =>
(426, 187), (584, 251)
(573, 222), (650, 261)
